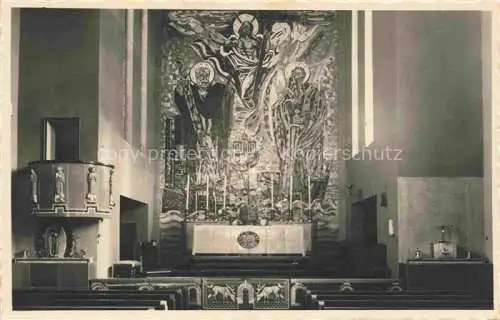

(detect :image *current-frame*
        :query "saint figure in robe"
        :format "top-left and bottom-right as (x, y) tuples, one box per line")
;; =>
(174, 61), (234, 179)
(273, 62), (326, 196)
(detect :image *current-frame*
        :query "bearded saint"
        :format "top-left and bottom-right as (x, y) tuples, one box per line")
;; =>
(174, 61), (233, 159)
(273, 63), (326, 196)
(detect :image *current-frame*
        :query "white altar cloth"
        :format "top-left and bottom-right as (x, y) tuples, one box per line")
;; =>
(191, 224), (311, 255)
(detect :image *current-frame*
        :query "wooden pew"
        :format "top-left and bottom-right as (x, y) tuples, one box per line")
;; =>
(309, 290), (492, 310)
(291, 277), (492, 310)
(13, 289), (183, 311)
(89, 278), (201, 309)
(41, 290), (185, 309)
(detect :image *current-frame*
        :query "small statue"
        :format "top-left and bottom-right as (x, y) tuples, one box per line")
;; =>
(30, 169), (38, 204)
(68, 233), (77, 257)
(86, 166), (97, 203)
(14, 248), (29, 258)
(44, 227), (58, 257)
(34, 231), (45, 257)
(54, 166), (66, 203)
(55, 226), (67, 258)
(414, 249), (422, 260)
(78, 249), (88, 258)
(109, 168), (115, 207)
(465, 251), (471, 260)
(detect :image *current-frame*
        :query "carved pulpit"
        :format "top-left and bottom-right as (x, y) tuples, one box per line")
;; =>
(13, 160), (115, 289)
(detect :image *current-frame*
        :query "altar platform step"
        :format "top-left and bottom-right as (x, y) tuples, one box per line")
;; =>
(152, 270), (313, 277)
(145, 256), (325, 277)
(184, 255), (310, 275)
(146, 269), (338, 278)
(188, 255), (311, 262)
(13, 289), (180, 310)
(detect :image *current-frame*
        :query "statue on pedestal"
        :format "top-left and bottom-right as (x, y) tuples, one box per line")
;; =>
(54, 166), (66, 203)
(86, 166), (97, 203)
(30, 168), (38, 204)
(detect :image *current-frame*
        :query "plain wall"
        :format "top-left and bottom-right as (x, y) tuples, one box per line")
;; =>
(345, 11), (487, 277)
(17, 9), (100, 167)
(11, 9), (20, 170)
(96, 9), (163, 277)
(396, 12), (483, 177)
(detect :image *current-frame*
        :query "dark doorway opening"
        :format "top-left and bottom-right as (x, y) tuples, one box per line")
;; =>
(350, 195), (378, 246)
(41, 117), (80, 161)
(348, 195), (387, 277)
(119, 196), (148, 261)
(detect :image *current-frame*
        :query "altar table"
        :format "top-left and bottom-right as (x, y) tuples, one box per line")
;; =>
(191, 224), (312, 255)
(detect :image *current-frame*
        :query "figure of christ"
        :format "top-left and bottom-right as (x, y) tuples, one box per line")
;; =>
(221, 16), (274, 103)
(230, 21), (259, 61)
(174, 62), (234, 178)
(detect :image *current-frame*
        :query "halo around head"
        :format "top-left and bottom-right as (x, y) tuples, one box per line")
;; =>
(233, 13), (259, 36)
(189, 61), (215, 85)
(285, 61), (311, 84)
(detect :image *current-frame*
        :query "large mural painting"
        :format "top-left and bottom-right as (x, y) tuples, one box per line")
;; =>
(159, 11), (343, 225)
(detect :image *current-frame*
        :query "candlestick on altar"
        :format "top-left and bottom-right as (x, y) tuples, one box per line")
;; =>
(195, 193), (198, 212)
(308, 175), (311, 210)
(270, 173), (274, 208)
(185, 173), (190, 211)
(213, 191), (217, 217)
(206, 174), (209, 212)
(289, 172), (293, 216)
(223, 175), (227, 209)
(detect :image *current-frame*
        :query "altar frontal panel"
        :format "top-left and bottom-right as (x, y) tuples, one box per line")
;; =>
(192, 224), (310, 255)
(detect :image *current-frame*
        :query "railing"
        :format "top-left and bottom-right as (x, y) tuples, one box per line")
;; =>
(29, 160), (115, 219)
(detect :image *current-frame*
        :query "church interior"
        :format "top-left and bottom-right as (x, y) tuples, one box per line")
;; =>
(8, 8), (494, 310)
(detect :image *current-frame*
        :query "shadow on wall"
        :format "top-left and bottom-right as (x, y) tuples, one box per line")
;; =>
(11, 168), (37, 255)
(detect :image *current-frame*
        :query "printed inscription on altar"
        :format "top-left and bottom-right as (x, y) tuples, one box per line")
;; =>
(237, 231), (260, 249)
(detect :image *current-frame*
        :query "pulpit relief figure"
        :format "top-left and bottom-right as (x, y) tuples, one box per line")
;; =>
(54, 166), (66, 203)
(86, 165), (97, 203)
(30, 168), (38, 204)
(108, 168), (115, 207)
